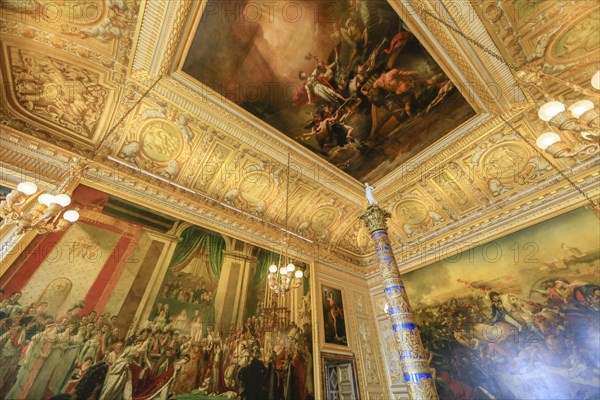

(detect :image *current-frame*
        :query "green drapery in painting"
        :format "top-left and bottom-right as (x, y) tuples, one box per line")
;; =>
(246, 248), (280, 315)
(253, 248), (280, 289)
(170, 226), (225, 278)
(170, 227), (207, 271)
(206, 231), (225, 279)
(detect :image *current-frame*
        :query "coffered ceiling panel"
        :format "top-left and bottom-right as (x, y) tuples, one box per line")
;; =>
(0, 0), (141, 145)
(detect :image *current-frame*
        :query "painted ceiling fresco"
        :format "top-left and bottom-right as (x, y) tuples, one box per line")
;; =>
(182, 0), (476, 182)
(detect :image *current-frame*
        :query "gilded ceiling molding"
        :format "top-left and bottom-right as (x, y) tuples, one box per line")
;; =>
(129, 0), (172, 75)
(393, 162), (597, 255)
(0, 130), (74, 181)
(0, 42), (118, 145)
(474, 2), (600, 95)
(0, 0), (140, 83)
(372, 113), (490, 191)
(0, 127), (368, 278)
(0, 21), (123, 81)
(364, 168), (599, 277)
(124, 74), (364, 204)
(334, 106), (567, 259)
(340, 104), (597, 261)
(96, 85), (365, 250)
(98, 77), (368, 252)
(164, 74), (365, 201)
(375, 105), (530, 198)
(434, 0), (526, 105)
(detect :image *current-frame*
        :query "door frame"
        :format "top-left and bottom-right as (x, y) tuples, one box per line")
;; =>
(320, 351), (361, 400)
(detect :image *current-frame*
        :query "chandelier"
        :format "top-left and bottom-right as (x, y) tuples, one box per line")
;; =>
(267, 154), (303, 295)
(1, 162), (84, 236)
(520, 69), (600, 158)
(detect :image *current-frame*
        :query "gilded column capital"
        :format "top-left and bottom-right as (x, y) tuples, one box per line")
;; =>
(359, 205), (391, 234)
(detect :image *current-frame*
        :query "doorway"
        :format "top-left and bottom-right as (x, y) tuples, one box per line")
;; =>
(321, 352), (360, 400)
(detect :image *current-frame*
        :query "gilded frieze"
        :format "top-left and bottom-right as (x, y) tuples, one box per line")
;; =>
(238, 171), (273, 205)
(475, 1), (599, 90)
(310, 207), (338, 235)
(337, 219), (369, 255)
(192, 142), (234, 193)
(113, 100), (208, 182)
(466, 124), (558, 199)
(429, 168), (479, 214)
(389, 195), (448, 241)
(139, 120), (183, 163)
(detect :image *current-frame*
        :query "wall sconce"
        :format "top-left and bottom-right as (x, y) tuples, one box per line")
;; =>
(1, 164), (83, 236)
(536, 131), (599, 158)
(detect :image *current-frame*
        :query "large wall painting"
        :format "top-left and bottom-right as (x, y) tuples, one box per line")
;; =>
(145, 228), (314, 400)
(402, 207), (600, 399)
(182, 0), (475, 182)
(0, 187), (315, 400)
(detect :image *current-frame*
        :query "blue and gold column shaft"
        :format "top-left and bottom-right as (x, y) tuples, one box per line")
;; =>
(361, 206), (439, 400)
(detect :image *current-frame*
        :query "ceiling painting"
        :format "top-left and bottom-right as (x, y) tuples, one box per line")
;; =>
(182, 0), (475, 182)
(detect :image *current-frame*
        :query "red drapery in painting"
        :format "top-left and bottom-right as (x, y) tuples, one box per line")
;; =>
(0, 186), (137, 315)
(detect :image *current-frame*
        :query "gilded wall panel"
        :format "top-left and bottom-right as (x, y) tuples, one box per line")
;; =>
(357, 317), (383, 387)
(192, 142), (234, 194)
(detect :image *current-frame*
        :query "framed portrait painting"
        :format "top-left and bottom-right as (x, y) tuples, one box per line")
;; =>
(321, 284), (348, 347)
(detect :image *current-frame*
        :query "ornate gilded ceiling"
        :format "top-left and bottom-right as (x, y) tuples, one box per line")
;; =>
(1, 0), (599, 274)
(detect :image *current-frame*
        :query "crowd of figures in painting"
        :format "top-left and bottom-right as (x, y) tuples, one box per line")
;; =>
(406, 218), (600, 400)
(0, 287), (315, 400)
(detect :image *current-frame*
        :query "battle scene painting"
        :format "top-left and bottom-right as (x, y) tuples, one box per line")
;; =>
(402, 207), (600, 400)
(183, 0), (476, 182)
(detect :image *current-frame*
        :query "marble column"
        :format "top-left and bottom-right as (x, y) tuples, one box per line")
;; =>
(360, 205), (438, 400)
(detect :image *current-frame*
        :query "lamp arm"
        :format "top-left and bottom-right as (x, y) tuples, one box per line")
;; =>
(568, 143), (600, 157)
(553, 143), (600, 159)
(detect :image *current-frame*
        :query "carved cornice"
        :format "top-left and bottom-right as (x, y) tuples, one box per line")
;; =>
(0, 127), (367, 278)
(364, 165), (600, 276)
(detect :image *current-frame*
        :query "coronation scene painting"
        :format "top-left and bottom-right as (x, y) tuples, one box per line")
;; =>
(0, 186), (314, 400)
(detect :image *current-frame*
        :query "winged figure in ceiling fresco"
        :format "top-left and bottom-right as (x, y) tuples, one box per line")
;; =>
(293, 0), (455, 171)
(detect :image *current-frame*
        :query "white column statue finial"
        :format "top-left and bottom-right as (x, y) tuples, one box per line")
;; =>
(365, 182), (378, 206)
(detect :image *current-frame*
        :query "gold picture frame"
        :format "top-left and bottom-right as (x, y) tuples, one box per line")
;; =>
(319, 282), (349, 349)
